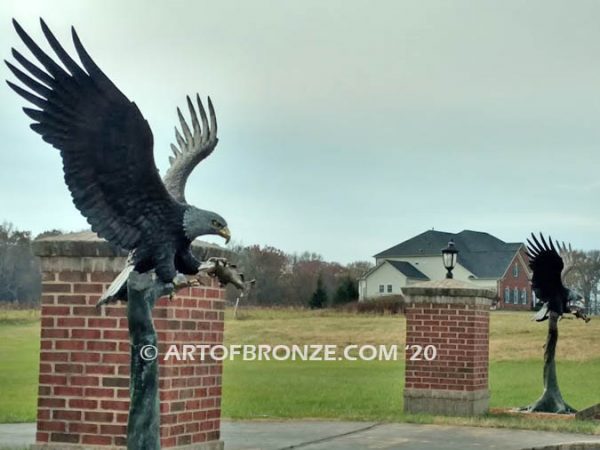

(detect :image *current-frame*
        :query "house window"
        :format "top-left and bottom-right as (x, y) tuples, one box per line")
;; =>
(387, 284), (392, 293)
(513, 264), (519, 278)
(504, 287), (510, 303)
(379, 285), (384, 293)
(513, 287), (519, 304)
(521, 289), (527, 305)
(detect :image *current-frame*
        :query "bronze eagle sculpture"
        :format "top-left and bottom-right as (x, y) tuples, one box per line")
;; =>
(526, 233), (588, 322)
(522, 233), (588, 414)
(5, 19), (230, 292)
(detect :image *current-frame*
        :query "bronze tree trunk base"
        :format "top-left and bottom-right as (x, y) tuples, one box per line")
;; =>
(521, 311), (576, 414)
(126, 271), (171, 450)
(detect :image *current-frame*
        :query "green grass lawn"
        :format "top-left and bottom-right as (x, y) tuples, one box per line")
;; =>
(489, 360), (600, 411)
(0, 310), (39, 423)
(221, 358), (600, 434)
(222, 359), (600, 420)
(222, 359), (403, 420)
(1, 308), (600, 435)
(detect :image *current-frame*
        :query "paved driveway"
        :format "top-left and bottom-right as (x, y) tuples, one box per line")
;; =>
(1, 420), (600, 449)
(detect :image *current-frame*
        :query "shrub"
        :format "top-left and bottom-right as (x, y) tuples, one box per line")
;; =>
(338, 295), (405, 315)
(308, 275), (328, 309)
(332, 276), (359, 305)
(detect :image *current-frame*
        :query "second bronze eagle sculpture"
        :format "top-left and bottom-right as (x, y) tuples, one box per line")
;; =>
(526, 234), (588, 323)
(6, 19), (231, 297)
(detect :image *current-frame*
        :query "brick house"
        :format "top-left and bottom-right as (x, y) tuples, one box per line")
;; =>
(359, 229), (533, 310)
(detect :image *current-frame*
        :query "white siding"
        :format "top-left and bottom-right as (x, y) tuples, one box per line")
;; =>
(376, 256), (475, 281)
(362, 255), (498, 300)
(360, 262), (408, 300)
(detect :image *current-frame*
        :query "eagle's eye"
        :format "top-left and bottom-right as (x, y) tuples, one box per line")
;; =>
(211, 219), (222, 228)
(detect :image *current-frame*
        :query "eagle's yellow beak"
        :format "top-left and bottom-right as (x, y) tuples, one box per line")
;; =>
(219, 227), (231, 244)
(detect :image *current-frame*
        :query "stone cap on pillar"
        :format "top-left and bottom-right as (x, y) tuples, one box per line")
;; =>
(33, 231), (232, 273)
(403, 278), (495, 305)
(33, 230), (231, 259)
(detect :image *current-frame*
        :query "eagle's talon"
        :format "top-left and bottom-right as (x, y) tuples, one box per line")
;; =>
(187, 278), (201, 288)
(172, 273), (188, 286)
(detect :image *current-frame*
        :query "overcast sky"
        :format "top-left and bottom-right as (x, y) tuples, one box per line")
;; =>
(1, 0), (600, 263)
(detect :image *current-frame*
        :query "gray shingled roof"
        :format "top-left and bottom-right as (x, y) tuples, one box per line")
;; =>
(387, 260), (430, 280)
(375, 230), (524, 279)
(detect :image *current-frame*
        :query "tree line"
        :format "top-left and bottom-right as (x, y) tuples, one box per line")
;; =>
(0, 223), (41, 305)
(227, 244), (372, 307)
(563, 250), (600, 315)
(0, 223), (372, 308)
(0, 223), (67, 305)
(3, 220), (600, 313)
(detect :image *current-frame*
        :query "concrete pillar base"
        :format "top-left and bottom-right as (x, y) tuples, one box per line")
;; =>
(404, 388), (489, 416)
(31, 440), (224, 450)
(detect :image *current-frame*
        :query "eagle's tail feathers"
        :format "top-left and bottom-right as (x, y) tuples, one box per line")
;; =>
(96, 264), (134, 307)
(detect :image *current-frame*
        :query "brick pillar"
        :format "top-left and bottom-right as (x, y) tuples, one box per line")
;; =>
(32, 232), (227, 450)
(402, 279), (494, 416)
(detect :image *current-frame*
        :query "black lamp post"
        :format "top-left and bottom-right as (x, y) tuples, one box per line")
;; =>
(441, 239), (458, 279)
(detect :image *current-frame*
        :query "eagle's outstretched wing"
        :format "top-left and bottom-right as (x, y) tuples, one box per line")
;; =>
(557, 241), (575, 283)
(5, 19), (182, 251)
(162, 95), (218, 203)
(526, 233), (565, 312)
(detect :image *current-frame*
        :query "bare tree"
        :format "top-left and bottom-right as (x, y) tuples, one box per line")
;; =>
(563, 249), (600, 312)
(226, 247), (375, 307)
(233, 245), (289, 305)
(0, 222), (41, 304)
(345, 261), (374, 279)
